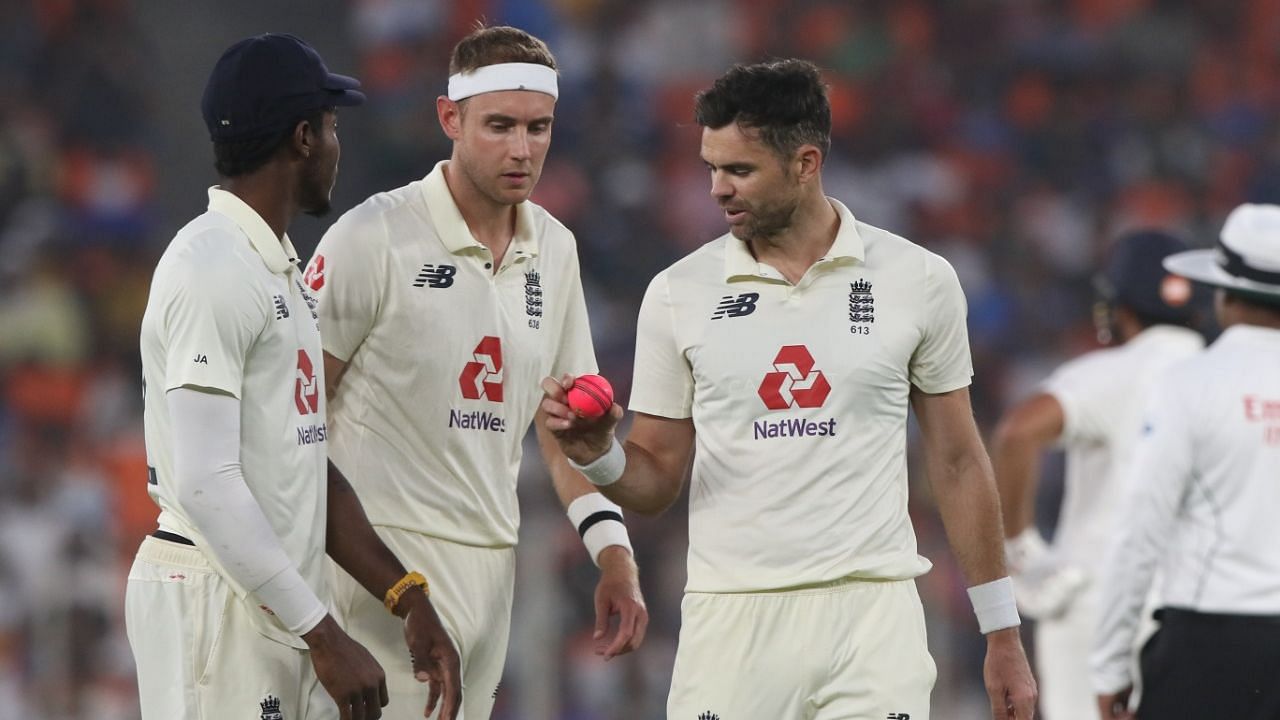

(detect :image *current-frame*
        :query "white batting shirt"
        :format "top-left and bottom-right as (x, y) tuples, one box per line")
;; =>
(307, 161), (596, 547)
(140, 188), (329, 646)
(630, 199), (973, 593)
(1041, 325), (1204, 577)
(1092, 324), (1280, 693)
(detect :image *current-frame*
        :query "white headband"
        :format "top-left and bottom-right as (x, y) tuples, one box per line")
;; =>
(447, 62), (559, 101)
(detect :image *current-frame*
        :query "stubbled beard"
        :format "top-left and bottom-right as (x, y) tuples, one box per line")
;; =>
(303, 199), (331, 218)
(300, 159), (333, 218)
(734, 199), (798, 242)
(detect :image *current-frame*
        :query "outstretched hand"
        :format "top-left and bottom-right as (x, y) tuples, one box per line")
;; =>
(984, 628), (1038, 719)
(540, 374), (623, 465)
(1097, 687), (1135, 720)
(303, 615), (389, 720)
(592, 546), (648, 659)
(397, 590), (462, 720)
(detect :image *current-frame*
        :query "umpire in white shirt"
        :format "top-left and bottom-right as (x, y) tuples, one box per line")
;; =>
(1092, 203), (1280, 720)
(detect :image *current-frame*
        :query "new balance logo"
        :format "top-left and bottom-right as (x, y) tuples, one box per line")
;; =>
(413, 264), (457, 288)
(273, 294), (290, 320)
(698, 713), (719, 720)
(711, 292), (759, 319)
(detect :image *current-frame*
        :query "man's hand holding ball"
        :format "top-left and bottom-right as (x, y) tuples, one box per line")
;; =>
(540, 374), (623, 467)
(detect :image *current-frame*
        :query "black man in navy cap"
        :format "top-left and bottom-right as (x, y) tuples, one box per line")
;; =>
(129, 33), (460, 720)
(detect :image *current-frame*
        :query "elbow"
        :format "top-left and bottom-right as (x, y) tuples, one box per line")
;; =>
(629, 504), (665, 518)
(607, 478), (682, 518)
(991, 415), (1030, 455)
(173, 460), (210, 519)
(991, 395), (1061, 456)
(629, 492), (680, 518)
(173, 459), (242, 530)
(990, 410), (1053, 465)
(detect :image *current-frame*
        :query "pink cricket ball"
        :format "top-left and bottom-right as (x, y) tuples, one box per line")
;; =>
(567, 374), (614, 420)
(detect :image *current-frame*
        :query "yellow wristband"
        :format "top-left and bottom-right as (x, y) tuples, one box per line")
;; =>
(383, 571), (429, 613)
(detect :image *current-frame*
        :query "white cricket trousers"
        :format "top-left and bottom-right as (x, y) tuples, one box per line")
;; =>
(1034, 596), (1101, 720)
(667, 577), (936, 720)
(329, 527), (516, 720)
(125, 534), (336, 720)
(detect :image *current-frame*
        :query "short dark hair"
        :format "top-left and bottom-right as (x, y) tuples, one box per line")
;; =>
(694, 59), (832, 160)
(212, 107), (329, 178)
(449, 24), (557, 75)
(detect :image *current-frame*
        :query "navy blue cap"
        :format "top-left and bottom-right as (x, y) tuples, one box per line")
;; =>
(1096, 230), (1195, 322)
(202, 33), (365, 142)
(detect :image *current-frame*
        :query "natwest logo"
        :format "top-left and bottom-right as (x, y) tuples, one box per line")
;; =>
(295, 349), (320, 414)
(758, 345), (831, 410)
(460, 336), (504, 402)
(303, 254), (325, 291)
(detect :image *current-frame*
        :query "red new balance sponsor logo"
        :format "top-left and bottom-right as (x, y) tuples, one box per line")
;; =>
(460, 336), (504, 402)
(758, 345), (831, 410)
(295, 349), (320, 414)
(303, 254), (325, 291)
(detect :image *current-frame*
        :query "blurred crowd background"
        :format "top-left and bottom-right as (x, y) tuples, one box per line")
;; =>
(0, 0), (1276, 718)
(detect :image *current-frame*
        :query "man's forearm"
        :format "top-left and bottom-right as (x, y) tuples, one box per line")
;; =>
(931, 450), (1009, 585)
(991, 393), (1065, 538)
(990, 430), (1040, 539)
(590, 439), (686, 516)
(325, 461), (413, 605)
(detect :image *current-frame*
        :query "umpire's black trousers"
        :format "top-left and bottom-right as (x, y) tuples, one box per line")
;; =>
(1138, 607), (1280, 719)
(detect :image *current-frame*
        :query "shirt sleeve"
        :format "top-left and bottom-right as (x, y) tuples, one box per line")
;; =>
(1042, 356), (1112, 445)
(548, 237), (599, 378)
(167, 387), (326, 635)
(909, 252), (974, 393)
(1091, 372), (1195, 693)
(308, 208), (385, 363)
(628, 272), (693, 418)
(162, 242), (266, 397)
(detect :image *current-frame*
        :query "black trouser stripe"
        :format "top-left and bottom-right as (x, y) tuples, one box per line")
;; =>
(577, 510), (624, 537)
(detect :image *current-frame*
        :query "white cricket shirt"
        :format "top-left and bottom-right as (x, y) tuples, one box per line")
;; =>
(1041, 325), (1204, 576)
(307, 161), (596, 547)
(630, 199), (973, 593)
(1092, 324), (1280, 693)
(139, 188), (329, 645)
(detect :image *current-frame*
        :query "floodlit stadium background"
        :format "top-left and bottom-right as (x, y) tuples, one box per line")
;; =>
(0, 1), (1266, 717)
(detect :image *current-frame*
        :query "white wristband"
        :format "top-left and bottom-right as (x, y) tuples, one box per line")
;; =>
(567, 437), (626, 487)
(566, 493), (633, 567)
(967, 576), (1022, 634)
